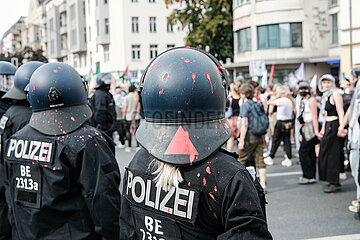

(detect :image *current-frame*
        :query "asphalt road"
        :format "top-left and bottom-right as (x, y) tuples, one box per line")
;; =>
(115, 141), (360, 240)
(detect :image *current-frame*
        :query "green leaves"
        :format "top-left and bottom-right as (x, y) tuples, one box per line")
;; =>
(165, 0), (233, 62)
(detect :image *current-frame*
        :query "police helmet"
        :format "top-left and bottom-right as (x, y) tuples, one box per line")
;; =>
(2, 61), (44, 100)
(27, 62), (92, 136)
(94, 72), (112, 89)
(136, 47), (230, 166)
(0, 61), (17, 92)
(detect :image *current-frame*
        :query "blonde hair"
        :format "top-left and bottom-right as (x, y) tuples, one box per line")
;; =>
(150, 159), (183, 192)
(233, 80), (243, 94)
(276, 85), (290, 97)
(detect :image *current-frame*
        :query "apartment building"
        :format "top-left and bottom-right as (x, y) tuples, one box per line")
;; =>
(0, 17), (26, 55)
(228, 0), (341, 83)
(21, 0), (186, 78)
(339, 0), (360, 77)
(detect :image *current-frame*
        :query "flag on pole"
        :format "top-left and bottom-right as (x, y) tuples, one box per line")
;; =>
(294, 63), (305, 82)
(86, 67), (93, 81)
(95, 65), (100, 75)
(124, 66), (129, 76)
(120, 66), (129, 80)
(310, 74), (317, 92)
(269, 64), (275, 84)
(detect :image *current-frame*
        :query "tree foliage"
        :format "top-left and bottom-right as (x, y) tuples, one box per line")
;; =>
(165, 0), (233, 62)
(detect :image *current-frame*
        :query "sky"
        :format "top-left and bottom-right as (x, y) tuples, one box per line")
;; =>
(0, 0), (29, 37)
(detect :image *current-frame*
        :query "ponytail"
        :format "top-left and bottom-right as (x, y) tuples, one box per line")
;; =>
(150, 159), (183, 192)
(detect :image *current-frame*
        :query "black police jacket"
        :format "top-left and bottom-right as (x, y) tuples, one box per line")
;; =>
(89, 88), (116, 132)
(3, 124), (121, 240)
(0, 103), (32, 240)
(120, 148), (272, 240)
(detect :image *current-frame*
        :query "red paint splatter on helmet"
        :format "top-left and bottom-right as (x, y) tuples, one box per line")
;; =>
(163, 73), (168, 81)
(159, 88), (164, 96)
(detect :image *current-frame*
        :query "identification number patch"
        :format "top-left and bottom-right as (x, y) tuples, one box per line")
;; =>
(132, 207), (181, 240)
(13, 163), (42, 208)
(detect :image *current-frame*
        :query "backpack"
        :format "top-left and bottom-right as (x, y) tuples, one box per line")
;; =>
(247, 100), (269, 136)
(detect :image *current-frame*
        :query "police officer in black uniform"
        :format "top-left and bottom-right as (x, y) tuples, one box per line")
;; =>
(89, 73), (116, 139)
(2, 62), (121, 240)
(0, 61), (17, 240)
(0, 61), (17, 119)
(120, 47), (272, 239)
(0, 61), (43, 240)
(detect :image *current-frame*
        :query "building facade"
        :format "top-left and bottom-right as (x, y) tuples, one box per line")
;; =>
(339, 0), (360, 78)
(228, 0), (341, 84)
(0, 17), (26, 56)
(20, 0), (186, 80)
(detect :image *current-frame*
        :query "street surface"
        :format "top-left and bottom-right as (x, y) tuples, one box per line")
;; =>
(115, 141), (360, 240)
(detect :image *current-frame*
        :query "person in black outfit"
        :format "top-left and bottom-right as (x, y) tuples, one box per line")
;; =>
(318, 74), (345, 193)
(0, 61), (17, 120)
(89, 73), (116, 139)
(0, 61), (23, 240)
(2, 63), (120, 240)
(297, 81), (320, 184)
(120, 47), (272, 239)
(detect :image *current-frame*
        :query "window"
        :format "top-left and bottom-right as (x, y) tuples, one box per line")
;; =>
(105, 18), (109, 34)
(167, 18), (173, 33)
(49, 18), (54, 32)
(236, 28), (251, 52)
(70, 4), (75, 21)
(235, 0), (250, 7)
(61, 35), (67, 50)
(59, 15), (63, 27)
(88, 0), (90, 14)
(131, 0), (138, 2)
(150, 45), (158, 59)
(132, 17), (139, 33)
(84, 27), (87, 43)
(150, 17), (156, 33)
(331, 14), (338, 44)
(96, 0), (98, 6)
(74, 56), (78, 68)
(132, 45), (140, 60)
(104, 45), (110, 62)
(89, 26), (91, 41)
(149, 0), (155, 2)
(130, 71), (138, 79)
(104, 0), (108, 4)
(97, 20), (100, 36)
(167, 44), (175, 49)
(50, 40), (54, 54)
(90, 51), (93, 65)
(71, 29), (77, 46)
(257, 22), (302, 49)
(83, 0), (85, 15)
(330, 0), (337, 5)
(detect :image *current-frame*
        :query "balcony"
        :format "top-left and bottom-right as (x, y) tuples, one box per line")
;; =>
(60, 25), (67, 35)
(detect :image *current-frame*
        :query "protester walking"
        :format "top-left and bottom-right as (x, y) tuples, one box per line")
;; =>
(123, 84), (141, 152)
(238, 83), (269, 192)
(227, 80), (242, 152)
(264, 85), (294, 166)
(318, 74), (345, 193)
(113, 86), (127, 148)
(297, 81), (320, 184)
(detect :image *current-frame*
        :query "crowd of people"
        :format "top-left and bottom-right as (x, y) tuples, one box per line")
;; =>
(225, 69), (360, 220)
